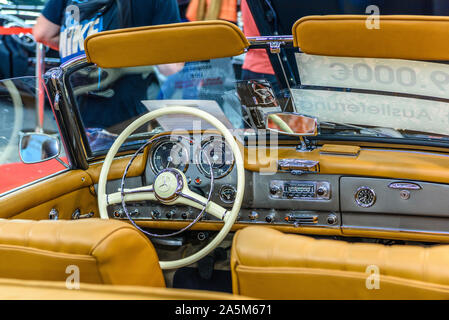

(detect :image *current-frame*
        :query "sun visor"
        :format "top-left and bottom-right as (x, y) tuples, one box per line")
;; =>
(293, 15), (449, 61)
(85, 20), (249, 68)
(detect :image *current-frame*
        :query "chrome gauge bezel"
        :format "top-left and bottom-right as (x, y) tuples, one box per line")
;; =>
(149, 138), (190, 174)
(196, 137), (235, 179)
(355, 186), (376, 208)
(219, 185), (237, 204)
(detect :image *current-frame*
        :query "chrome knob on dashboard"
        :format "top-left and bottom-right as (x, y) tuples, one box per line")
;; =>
(270, 185), (282, 195)
(327, 214), (338, 225)
(266, 214), (275, 223)
(113, 209), (124, 218)
(166, 210), (176, 219)
(151, 210), (161, 219)
(317, 186), (328, 197)
(130, 209), (140, 217)
(249, 211), (259, 221)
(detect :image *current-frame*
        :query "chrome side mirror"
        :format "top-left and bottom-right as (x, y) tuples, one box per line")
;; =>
(265, 113), (318, 136)
(19, 133), (60, 164)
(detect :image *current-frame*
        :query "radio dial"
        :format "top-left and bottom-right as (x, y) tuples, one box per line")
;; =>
(317, 187), (327, 196)
(270, 185), (282, 195)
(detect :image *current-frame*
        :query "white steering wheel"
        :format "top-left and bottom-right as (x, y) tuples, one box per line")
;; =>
(98, 106), (245, 270)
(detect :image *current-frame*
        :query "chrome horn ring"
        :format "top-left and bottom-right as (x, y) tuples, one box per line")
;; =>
(119, 134), (215, 238)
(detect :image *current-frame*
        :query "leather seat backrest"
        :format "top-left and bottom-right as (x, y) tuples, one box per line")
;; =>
(0, 219), (165, 288)
(231, 226), (449, 299)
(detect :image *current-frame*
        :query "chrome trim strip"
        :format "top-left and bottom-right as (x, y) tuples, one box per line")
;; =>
(388, 182), (422, 190)
(0, 168), (71, 198)
(342, 225), (449, 237)
(61, 55), (88, 70)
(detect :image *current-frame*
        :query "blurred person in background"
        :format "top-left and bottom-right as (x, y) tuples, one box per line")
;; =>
(240, 0), (277, 90)
(33, 0), (180, 64)
(178, 0), (191, 21)
(32, 0), (181, 138)
(186, 0), (237, 23)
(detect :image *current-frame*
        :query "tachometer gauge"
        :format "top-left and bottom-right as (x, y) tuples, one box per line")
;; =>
(150, 140), (189, 174)
(198, 138), (234, 179)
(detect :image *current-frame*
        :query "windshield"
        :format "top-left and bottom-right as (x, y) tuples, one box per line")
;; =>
(290, 52), (449, 141)
(68, 44), (449, 156)
(68, 52), (292, 156)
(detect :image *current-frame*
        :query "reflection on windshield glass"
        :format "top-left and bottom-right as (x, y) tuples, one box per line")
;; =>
(69, 45), (449, 156)
(0, 76), (68, 195)
(293, 53), (449, 141)
(0, 76), (60, 165)
(70, 55), (285, 154)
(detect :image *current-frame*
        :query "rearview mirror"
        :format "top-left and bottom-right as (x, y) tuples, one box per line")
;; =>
(266, 113), (318, 136)
(19, 133), (60, 164)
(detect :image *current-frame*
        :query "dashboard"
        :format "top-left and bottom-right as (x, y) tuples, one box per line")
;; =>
(102, 135), (449, 244)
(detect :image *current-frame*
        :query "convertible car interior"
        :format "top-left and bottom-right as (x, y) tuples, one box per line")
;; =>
(4, 13), (449, 300)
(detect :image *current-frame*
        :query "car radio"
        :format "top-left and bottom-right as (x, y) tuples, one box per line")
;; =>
(269, 180), (331, 200)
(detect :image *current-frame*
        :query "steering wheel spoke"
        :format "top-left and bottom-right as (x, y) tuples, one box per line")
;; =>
(175, 188), (228, 221)
(107, 185), (156, 205)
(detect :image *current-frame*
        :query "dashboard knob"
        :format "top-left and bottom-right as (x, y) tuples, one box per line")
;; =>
(130, 209), (139, 217)
(265, 214), (275, 223)
(249, 211), (259, 221)
(151, 210), (161, 219)
(113, 209), (124, 218)
(181, 212), (188, 220)
(317, 187), (327, 196)
(327, 214), (338, 225)
(166, 211), (176, 219)
(270, 185), (282, 195)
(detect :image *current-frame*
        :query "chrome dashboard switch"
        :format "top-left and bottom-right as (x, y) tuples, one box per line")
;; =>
(327, 214), (338, 225)
(265, 213), (275, 223)
(249, 211), (259, 221)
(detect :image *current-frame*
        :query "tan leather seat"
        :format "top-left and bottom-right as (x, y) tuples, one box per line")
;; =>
(0, 278), (250, 300)
(0, 219), (165, 288)
(231, 226), (449, 299)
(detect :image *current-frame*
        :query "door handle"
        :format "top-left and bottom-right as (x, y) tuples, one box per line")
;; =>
(72, 209), (94, 220)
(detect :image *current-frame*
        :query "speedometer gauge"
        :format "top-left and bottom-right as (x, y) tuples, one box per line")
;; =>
(150, 140), (189, 174)
(198, 138), (234, 179)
